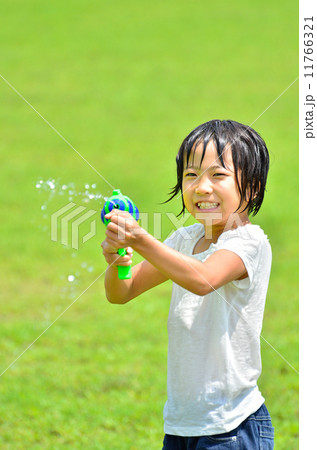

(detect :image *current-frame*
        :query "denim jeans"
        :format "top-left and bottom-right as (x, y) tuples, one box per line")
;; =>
(162, 403), (274, 449)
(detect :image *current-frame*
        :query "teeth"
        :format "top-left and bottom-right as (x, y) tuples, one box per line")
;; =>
(197, 202), (218, 209)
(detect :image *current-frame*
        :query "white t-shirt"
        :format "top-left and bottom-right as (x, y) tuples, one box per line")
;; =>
(163, 222), (272, 436)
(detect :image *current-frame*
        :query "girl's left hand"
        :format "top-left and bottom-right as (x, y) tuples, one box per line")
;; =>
(104, 210), (142, 249)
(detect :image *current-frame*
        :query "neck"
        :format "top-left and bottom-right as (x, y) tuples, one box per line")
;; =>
(203, 213), (251, 244)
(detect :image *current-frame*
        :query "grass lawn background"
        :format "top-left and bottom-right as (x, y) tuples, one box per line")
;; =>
(0, 1), (298, 448)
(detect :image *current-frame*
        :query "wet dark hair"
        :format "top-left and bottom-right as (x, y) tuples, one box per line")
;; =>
(165, 119), (270, 217)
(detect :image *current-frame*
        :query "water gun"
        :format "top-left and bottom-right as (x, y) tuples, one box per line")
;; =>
(101, 189), (139, 280)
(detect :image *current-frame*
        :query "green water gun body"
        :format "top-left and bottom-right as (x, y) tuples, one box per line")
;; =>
(101, 189), (139, 280)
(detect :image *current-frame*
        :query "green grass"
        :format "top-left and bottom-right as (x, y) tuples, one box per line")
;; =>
(0, 0), (298, 448)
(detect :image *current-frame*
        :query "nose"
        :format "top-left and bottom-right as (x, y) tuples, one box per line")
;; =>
(195, 175), (213, 195)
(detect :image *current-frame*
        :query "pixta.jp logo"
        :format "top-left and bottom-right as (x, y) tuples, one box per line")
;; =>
(51, 203), (97, 250)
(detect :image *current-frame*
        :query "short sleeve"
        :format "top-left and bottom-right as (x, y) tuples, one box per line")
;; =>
(163, 229), (180, 250)
(163, 224), (204, 253)
(216, 229), (263, 286)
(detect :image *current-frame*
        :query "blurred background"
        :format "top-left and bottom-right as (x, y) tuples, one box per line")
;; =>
(0, 0), (298, 448)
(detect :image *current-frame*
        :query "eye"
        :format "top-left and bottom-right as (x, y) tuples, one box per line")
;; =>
(183, 171), (197, 178)
(213, 172), (226, 177)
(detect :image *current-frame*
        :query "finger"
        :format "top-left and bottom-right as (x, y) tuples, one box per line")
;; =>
(104, 211), (115, 221)
(101, 240), (117, 253)
(105, 237), (121, 250)
(104, 209), (126, 221)
(105, 210), (133, 224)
(104, 251), (132, 266)
(104, 254), (123, 266)
(106, 230), (127, 247)
(106, 224), (129, 245)
(106, 220), (126, 236)
(115, 255), (133, 266)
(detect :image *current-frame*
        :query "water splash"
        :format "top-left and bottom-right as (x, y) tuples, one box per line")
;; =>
(35, 178), (109, 303)
(35, 178), (108, 206)
(35, 177), (109, 231)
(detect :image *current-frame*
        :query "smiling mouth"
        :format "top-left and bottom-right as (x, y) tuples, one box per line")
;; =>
(196, 202), (219, 210)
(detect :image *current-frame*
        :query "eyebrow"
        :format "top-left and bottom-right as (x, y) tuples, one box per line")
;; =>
(184, 163), (225, 170)
(209, 164), (225, 170)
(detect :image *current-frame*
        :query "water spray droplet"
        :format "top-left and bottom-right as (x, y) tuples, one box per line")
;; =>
(47, 180), (55, 190)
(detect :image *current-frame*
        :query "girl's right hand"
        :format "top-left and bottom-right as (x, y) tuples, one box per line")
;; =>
(101, 239), (133, 268)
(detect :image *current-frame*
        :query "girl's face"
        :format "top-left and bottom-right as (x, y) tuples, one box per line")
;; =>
(182, 140), (249, 234)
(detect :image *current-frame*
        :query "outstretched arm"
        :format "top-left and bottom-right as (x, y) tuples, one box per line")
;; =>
(104, 210), (247, 298)
(101, 241), (168, 304)
(133, 233), (247, 295)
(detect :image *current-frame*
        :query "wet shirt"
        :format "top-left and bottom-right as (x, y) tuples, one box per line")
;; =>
(163, 223), (272, 436)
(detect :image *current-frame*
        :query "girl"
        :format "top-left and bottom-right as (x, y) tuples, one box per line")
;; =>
(101, 120), (274, 449)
